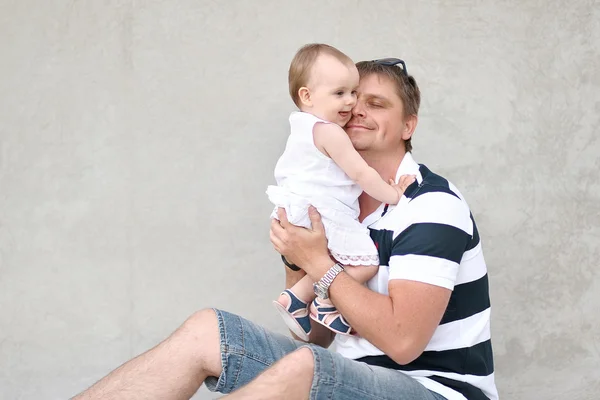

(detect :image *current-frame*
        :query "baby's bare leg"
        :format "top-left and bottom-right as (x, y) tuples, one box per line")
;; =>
(277, 274), (315, 305)
(343, 264), (379, 283)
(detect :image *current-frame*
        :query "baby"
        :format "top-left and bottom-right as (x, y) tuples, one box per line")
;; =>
(267, 43), (414, 340)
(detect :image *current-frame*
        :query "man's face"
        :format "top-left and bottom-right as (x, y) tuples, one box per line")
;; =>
(344, 73), (408, 153)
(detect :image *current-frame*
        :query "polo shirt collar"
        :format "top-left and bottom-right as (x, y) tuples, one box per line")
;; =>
(363, 152), (422, 227)
(394, 152), (423, 185)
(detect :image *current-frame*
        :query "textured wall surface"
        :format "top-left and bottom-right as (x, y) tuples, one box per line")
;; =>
(1, 1), (599, 399)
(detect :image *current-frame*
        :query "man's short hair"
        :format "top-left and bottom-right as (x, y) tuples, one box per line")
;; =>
(355, 61), (421, 152)
(288, 43), (354, 108)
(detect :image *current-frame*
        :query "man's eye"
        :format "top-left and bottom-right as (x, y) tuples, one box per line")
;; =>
(369, 103), (382, 108)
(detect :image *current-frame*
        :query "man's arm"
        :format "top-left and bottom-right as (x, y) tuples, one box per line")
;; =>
(283, 250), (450, 364)
(327, 272), (450, 364)
(272, 199), (471, 364)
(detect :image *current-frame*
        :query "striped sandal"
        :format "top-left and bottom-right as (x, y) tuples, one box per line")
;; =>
(309, 298), (354, 336)
(272, 289), (312, 341)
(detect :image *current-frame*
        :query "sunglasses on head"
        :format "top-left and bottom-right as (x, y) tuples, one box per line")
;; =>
(372, 58), (408, 76)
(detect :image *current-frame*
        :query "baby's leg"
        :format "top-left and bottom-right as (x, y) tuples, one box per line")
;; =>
(343, 263), (379, 284)
(276, 274), (315, 305)
(273, 275), (316, 341)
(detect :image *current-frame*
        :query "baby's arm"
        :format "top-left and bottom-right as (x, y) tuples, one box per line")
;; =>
(313, 123), (403, 204)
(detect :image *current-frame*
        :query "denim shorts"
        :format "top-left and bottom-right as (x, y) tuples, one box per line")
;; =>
(204, 309), (446, 400)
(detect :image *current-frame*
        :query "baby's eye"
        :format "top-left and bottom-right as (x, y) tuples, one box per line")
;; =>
(351, 90), (357, 95)
(336, 91), (344, 96)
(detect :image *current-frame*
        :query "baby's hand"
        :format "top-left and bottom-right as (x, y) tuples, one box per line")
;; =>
(389, 174), (416, 204)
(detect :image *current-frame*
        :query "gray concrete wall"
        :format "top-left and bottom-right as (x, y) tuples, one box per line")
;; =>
(1, 1), (598, 399)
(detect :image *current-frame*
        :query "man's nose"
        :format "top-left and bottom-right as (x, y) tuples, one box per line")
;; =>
(352, 101), (366, 117)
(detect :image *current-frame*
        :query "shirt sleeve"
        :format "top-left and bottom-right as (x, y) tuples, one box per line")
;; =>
(388, 191), (473, 290)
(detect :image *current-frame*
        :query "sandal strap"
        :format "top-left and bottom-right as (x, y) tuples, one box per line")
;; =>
(311, 299), (353, 335)
(327, 315), (352, 335)
(312, 299), (338, 315)
(282, 290), (309, 317)
(279, 290), (311, 336)
(295, 314), (312, 335)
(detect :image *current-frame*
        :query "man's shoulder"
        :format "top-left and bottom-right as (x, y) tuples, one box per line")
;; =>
(396, 164), (474, 235)
(405, 164), (466, 202)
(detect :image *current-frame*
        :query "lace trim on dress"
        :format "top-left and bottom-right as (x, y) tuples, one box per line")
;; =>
(330, 251), (379, 266)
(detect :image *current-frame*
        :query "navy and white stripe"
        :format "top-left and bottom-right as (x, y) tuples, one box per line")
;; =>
(334, 155), (497, 400)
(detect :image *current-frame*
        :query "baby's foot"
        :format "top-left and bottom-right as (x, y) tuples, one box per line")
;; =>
(272, 289), (312, 341)
(309, 298), (355, 336)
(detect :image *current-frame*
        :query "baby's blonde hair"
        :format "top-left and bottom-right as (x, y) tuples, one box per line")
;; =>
(288, 43), (354, 108)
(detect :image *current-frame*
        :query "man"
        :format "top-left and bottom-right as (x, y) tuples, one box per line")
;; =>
(74, 58), (498, 400)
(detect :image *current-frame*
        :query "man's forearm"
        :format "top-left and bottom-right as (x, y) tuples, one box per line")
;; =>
(327, 272), (410, 361)
(300, 258), (400, 350)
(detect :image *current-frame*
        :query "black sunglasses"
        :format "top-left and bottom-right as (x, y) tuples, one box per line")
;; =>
(372, 58), (408, 76)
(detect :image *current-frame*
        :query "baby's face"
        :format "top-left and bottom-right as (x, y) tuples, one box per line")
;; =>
(305, 55), (359, 127)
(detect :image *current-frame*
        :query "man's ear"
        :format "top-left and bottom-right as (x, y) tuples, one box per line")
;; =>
(298, 87), (311, 107)
(402, 114), (418, 140)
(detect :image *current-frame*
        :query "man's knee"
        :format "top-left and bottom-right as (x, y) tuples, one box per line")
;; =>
(172, 308), (222, 377)
(171, 308), (220, 350)
(285, 347), (315, 374)
(180, 308), (218, 333)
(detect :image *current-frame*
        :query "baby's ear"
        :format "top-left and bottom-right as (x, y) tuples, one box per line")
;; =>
(298, 87), (311, 107)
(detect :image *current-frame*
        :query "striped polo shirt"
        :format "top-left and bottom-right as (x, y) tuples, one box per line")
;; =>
(334, 152), (498, 400)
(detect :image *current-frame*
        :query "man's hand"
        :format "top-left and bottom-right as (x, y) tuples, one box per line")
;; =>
(270, 206), (334, 281)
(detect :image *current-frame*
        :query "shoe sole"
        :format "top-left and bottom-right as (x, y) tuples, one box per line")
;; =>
(272, 300), (310, 341)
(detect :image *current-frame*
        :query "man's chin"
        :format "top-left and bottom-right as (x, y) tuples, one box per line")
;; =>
(348, 137), (368, 151)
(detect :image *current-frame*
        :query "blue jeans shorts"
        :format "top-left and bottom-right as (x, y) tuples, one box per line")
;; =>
(204, 309), (446, 400)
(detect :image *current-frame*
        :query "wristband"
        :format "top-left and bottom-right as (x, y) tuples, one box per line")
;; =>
(281, 255), (301, 271)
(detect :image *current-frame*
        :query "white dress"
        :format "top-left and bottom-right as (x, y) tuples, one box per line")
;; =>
(266, 111), (379, 266)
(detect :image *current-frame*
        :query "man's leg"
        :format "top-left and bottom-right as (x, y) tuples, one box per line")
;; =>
(74, 308), (307, 400)
(223, 347), (315, 400)
(227, 344), (447, 400)
(73, 309), (222, 400)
